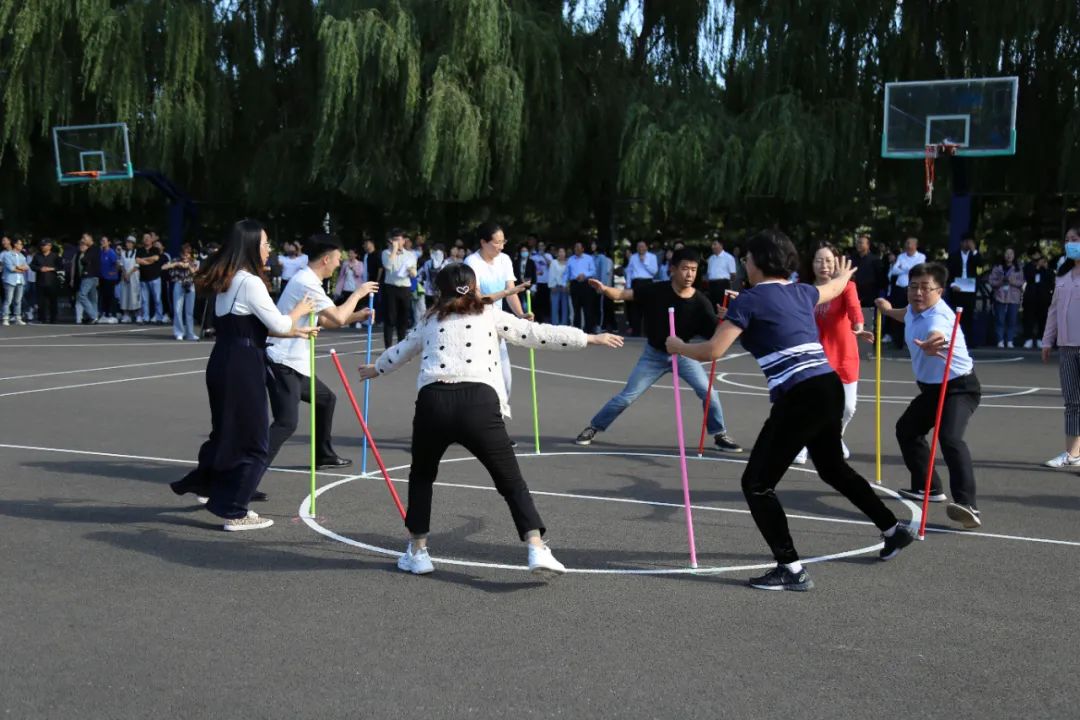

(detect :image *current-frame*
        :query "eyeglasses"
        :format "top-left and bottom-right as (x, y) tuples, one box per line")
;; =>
(907, 283), (941, 294)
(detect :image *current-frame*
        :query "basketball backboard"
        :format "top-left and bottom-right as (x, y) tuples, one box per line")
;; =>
(52, 123), (134, 184)
(882, 77), (1018, 159)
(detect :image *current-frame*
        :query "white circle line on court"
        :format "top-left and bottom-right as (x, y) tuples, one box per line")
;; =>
(299, 451), (922, 575)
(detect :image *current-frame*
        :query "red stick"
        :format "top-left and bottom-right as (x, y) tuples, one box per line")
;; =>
(697, 294), (731, 456)
(329, 350), (407, 519)
(917, 308), (963, 539)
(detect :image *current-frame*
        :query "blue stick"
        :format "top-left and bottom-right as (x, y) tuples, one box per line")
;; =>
(362, 294), (374, 475)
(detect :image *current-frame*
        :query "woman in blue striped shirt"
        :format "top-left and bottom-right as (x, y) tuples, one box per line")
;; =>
(667, 229), (914, 591)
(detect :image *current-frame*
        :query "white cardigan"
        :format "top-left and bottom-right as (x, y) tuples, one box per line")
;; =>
(374, 305), (587, 417)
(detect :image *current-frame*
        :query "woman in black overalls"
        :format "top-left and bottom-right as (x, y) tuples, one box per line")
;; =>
(171, 220), (317, 531)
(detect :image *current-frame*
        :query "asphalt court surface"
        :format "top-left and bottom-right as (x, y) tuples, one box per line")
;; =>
(1, 323), (1078, 719)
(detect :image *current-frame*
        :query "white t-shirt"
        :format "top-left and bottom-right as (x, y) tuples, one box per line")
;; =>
(465, 251), (515, 310)
(266, 266), (335, 375)
(213, 270), (294, 336)
(278, 254), (309, 281)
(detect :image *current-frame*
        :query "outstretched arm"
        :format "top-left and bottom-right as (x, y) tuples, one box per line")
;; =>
(666, 321), (743, 362)
(588, 278), (632, 302)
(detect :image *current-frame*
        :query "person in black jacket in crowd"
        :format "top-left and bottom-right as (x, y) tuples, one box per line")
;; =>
(851, 234), (886, 355)
(947, 232), (982, 343)
(1023, 248), (1054, 348)
(30, 238), (62, 323)
(72, 233), (101, 324)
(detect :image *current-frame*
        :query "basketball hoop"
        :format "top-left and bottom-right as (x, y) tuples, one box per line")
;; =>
(923, 142), (959, 204)
(64, 170), (101, 180)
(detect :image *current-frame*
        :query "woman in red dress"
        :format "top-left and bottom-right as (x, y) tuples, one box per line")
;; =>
(795, 243), (873, 463)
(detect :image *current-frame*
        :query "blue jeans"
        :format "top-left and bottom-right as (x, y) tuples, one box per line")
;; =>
(140, 277), (162, 321)
(993, 301), (1019, 344)
(591, 345), (727, 433)
(550, 287), (570, 325)
(2, 282), (23, 319)
(172, 283), (196, 338)
(76, 277), (99, 321)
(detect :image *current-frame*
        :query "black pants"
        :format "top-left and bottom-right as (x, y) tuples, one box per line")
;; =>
(407, 382), (544, 540)
(741, 373), (898, 564)
(381, 284), (411, 348)
(266, 362), (338, 465)
(533, 284), (550, 323)
(707, 279), (731, 309)
(888, 287), (909, 348)
(1022, 299), (1049, 342)
(37, 283), (59, 323)
(99, 279), (118, 316)
(951, 290), (977, 344)
(896, 373), (980, 506)
(627, 279), (652, 334)
(570, 280), (597, 331)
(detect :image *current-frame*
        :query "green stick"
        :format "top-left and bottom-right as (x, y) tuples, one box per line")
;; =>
(309, 311), (317, 515)
(526, 293), (540, 454)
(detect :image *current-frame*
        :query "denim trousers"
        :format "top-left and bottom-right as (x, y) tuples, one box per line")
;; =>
(172, 284), (196, 338)
(2, 282), (23, 319)
(76, 277), (99, 321)
(140, 278), (162, 321)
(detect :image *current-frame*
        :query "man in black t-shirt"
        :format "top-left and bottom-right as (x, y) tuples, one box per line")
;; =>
(575, 247), (742, 452)
(135, 232), (165, 323)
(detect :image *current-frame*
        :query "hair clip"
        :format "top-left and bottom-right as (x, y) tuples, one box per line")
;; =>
(455, 285), (470, 295)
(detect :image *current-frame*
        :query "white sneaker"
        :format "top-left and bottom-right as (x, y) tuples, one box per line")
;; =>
(196, 496), (209, 504)
(1036, 340), (1043, 349)
(527, 543), (566, 577)
(882, 335), (893, 345)
(223, 512), (273, 531)
(841, 440), (851, 460)
(1006, 341), (1015, 348)
(1023, 339), (1033, 349)
(174, 334), (184, 341)
(997, 340), (1005, 348)
(1044, 452), (1080, 468)
(793, 448), (808, 465)
(396, 542), (434, 575)
(1, 318), (8, 327)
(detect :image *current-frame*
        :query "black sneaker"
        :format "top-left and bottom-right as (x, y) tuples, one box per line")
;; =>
(946, 503), (982, 529)
(575, 426), (598, 446)
(748, 564), (813, 591)
(713, 432), (743, 453)
(879, 524), (914, 560)
(510, 439), (518, 448)
(898, 488), (947, 503)
(316, 456), (352, 469)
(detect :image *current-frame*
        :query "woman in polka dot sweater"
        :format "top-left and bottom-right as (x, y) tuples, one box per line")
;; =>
(359, 262), (623, 577)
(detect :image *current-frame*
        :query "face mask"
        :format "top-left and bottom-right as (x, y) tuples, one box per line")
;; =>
(1066, 242), (1080, 261)
(520, 251), (529, 258)
(431, 250), (445, 265)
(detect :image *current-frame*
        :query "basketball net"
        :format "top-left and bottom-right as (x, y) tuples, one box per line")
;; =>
(923, 142), (959, 204)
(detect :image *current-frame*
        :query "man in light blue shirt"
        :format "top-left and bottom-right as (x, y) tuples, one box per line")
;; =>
(624, 240), (658, 335)
(876, 262), (982, 529)
(592, 243), (615, 332)
(566, 241), (597, 331)
(1, 237), (29, 325)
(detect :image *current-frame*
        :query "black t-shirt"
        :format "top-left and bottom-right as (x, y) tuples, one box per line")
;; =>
(136, 246), (164, 281)
(635, 281), (718, 351)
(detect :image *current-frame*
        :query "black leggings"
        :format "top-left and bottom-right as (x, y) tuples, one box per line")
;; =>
(741, 372), (898, 563)
(381, 284), (412, 348)
(406, 382), (544, 540)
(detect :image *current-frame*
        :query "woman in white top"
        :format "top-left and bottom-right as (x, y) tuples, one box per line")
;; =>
(118, 236), (141, 323)
(171, 219), (318, 531)
(359, 262), (623, 576)
(548, 247), (570, 325)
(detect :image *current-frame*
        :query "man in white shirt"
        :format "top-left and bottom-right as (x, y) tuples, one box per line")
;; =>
(277, 241), (309, 282)
(266, 234), (378, 474)
(529, 236), (552, 323)
(381, 228), (417, 349)
(947, 233), (981, 342)
(624, 240), (658, 335)
(705, 239), (737, 308)
(886, 236), (927, 347)
(566, 241), (598, 331)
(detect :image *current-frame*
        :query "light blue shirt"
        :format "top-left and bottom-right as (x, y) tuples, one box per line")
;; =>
(565, 253), (596, 281)
(625, 252), (658, 283)
(595, 253), (614, 285)
(1, 250), (27, 286)
(904, 300), (973, 383)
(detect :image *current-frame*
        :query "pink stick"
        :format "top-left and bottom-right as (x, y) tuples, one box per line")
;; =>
(668, 307), (699, 568)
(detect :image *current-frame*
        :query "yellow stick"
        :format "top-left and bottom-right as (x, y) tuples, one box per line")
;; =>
(875, 308), (882, 484)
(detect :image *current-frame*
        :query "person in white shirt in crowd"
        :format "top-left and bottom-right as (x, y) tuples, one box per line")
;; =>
(419, 243), (449, 312)
(118, 235), (141, 323)
(548, 247), (570, 325)
(277, 241), (309, 283)
(947, 233), (981, 342)
(566, 241), (598, 331)
(591, 240), (616, 332)
(381, 228), (417, 348)
(529, 236), (552, 323)
(706, 238), (738, 308)
(1, 237), (29, 325)
(333, 247), (366, 306)
(624, 240), (658, 335)
(358, 262), (623, 576)
(171, 219), (318, 529)
(408, 236), (428, 327)
(885, 236), (926, 348)
(162, 243), (201, 341)
(265, 234), (378, 477)
(465, 224), (531, 437)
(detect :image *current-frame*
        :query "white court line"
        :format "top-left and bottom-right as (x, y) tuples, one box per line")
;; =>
(2, 442), (1078, 551)
(716, 369), (1051, 392)
(0, 326), (155, 341)
(0, 344), (382, 398)
(713, 373), (1042, 402)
